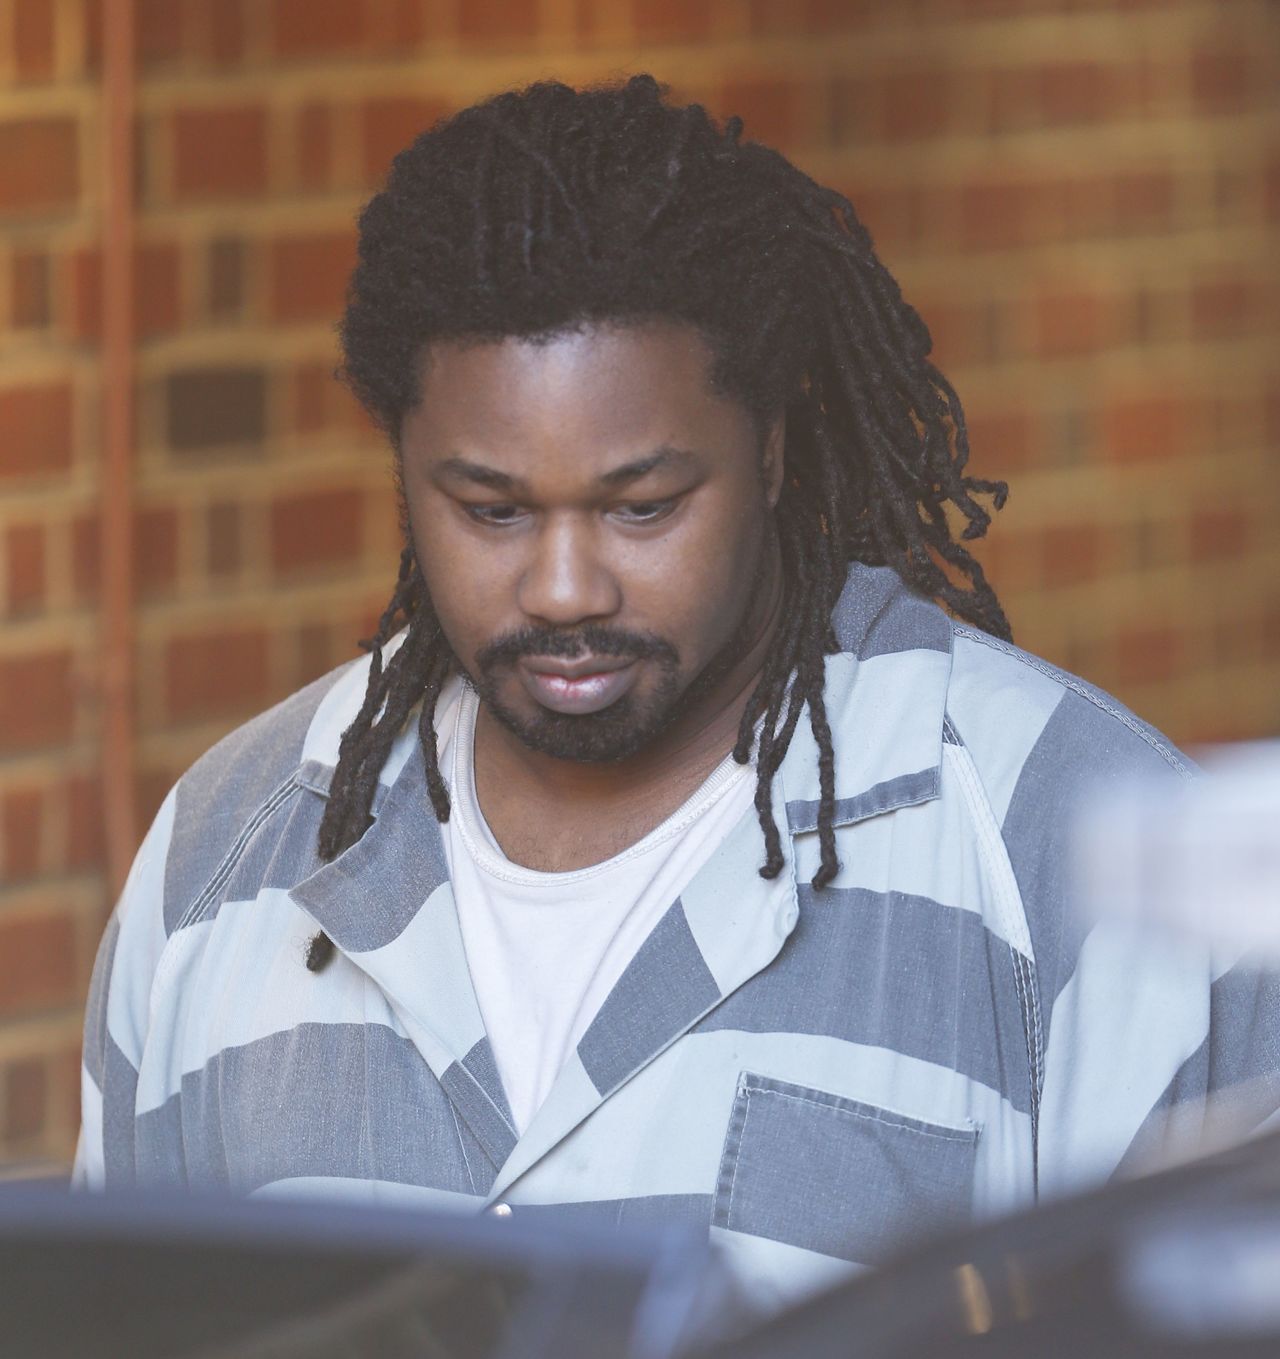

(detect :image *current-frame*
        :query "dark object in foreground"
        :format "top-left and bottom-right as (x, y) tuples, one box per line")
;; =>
(0, 1188), (721, 1359)
(699, 1127), (1280, 1358)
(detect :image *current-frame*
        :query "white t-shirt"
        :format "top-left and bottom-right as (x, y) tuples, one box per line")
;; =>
(438, 680), (758, 1133)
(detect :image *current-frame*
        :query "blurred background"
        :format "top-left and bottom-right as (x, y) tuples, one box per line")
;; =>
(0, 0), (1276, 1171)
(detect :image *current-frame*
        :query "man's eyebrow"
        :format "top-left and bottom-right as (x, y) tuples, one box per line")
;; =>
(432, 447), (701, 492)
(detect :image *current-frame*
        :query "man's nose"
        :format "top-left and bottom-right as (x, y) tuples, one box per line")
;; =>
(516, 513), (621, 626)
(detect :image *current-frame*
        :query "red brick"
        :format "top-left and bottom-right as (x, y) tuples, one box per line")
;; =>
(13, 0), (56, 80)
(1033, 286), (1112, 358)
(270, 0), (368, 56)
(1115, 625), (1181, 686)
(293, 362), (332, 433)
(66, 773), (104, 872)
(2, 1057), (47, 1142)
(166, 626), (270, 721)
(965, 407), (1040, 472)
(1112, 169), (1176, 233)
(878, 69), (950, 142)
(632, 0), (712, 41)
(5, 523), (45, 614)
(70, 511), (100, 600)
(1040, 523), (1102, 588)
(361, 97), (450, 184)
(208, 0), (246, 64)
(1189, 507), (1250, 563)
(0, 383), (73, 479)
(171, 106), (267, 201)
(296, 104), (333, 190)
(84, 0), (184, 69)
(1190, 276), (1263, 341)
(0, 913), (77, 1018)
(71, 241), (182, 340)
(270, 488), (364, 575)
(2, 787), (44, 880)
(958, 177), (1038, 252)
(1039, 60), (1115, 126)
(207, 501), (242, 576)
(1101, 391), (1188, 462)
(135, 505), (179, 593)
(721, 77), (799, 149)
(0, 117), (79, 215)
(268, 230), (356, 323)
(1191, 47), (1254, 115)
(0, 649), (76, 751)
(459, 0), (537, 42)
(11, 249), (50, 327)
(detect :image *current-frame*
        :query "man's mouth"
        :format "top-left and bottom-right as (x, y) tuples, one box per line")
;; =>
(516, 655), (640, 715)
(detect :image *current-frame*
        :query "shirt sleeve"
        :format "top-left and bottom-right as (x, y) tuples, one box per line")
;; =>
(73, 787), (177, 1190)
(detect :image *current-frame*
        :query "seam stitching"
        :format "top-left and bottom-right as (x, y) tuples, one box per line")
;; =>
(744, 1083), (977, 1142)
(952, 625), (1187, 773)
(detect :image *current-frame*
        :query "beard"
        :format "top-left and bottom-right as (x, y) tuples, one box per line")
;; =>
(466, 572), (766, 765)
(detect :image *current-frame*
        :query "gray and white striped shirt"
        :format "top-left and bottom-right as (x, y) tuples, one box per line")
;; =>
(76, 564), (1280, 1314)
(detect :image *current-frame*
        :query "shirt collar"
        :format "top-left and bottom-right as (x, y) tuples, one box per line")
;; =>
(779, 563), (954, 833)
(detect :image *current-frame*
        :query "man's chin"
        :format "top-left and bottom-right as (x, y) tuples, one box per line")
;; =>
(479, 688), (676, 764)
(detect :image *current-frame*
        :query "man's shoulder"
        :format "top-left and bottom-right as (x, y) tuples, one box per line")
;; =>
(946, 622), (1194, 798)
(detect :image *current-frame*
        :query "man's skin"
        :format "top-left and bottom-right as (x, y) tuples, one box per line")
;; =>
(398, 320), (787, 871)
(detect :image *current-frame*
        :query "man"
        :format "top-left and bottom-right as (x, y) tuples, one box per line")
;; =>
(77, 75), (1277, 1313)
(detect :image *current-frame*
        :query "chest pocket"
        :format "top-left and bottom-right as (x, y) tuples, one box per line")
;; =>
(712, 1072), (979, 1266)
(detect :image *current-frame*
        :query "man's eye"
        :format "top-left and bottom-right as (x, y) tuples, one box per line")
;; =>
(465, 504), (524, 525)
(613, 499), (676, 523)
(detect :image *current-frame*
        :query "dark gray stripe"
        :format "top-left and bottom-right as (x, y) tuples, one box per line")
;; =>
(506, 1194), (712, 1231)
(829, 564), (952, 659)
(164, 665), (350, 936)
(460, 1037), (516, 1131)
(133, 1023), (481, 1198)
(103, 1034), (139, 1188)
(1002, 688), (1190, 1023)
(785, 766), (939, 835)
(578, 902), (720, 1097)
(440, 1058), (516, 1174)
(696, 886), (1036, 1114)
(713, 1072), (977, 1265)
(214, 783), (327, 914)
(83, 915), (121, 1092)
(1115, 965), (1280, 1177)
(290, 747), (450, 953)
(942, 715), (963, 746)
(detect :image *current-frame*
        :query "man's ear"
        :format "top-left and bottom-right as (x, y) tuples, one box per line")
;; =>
(762, 412), (786, 510)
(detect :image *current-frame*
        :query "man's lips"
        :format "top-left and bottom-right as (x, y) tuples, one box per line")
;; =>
(516, 655), (639, 715)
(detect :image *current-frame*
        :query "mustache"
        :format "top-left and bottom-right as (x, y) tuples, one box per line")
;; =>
(475, 623), (679, 672)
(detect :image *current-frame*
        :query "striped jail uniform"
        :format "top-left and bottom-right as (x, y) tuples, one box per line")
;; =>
(76, 564), (1280, 1315)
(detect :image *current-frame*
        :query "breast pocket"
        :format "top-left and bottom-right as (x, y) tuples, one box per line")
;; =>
(712, 1072), (979, 1266)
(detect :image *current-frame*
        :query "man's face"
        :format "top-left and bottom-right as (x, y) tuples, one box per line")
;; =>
(398, 321), (782, 763)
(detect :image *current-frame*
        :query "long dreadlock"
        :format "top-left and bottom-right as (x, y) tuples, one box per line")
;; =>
(305, 75), (1010, 973)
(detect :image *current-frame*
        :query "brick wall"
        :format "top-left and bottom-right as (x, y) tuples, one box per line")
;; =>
(1, 0), (1277, 1167)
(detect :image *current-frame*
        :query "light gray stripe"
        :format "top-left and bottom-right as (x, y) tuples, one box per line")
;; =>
(163, 667), (345, 936)
(785, 766), (939, 834)
(1115, 965), (1280, 1177)
(133, 1023), (480, 1197)
(103, 1034), (139, 1188)
(578, 902), (720, 1097)
(696, 886), (1035, 1115)
(829, 563), (952, 659)
(713, 1072), (977, 1266)
(439, 1058), (516, 1175)
(1002, 688), (1189, 1021)
(83, 915), (121, 1092)
(506, 1194), (712, 1231)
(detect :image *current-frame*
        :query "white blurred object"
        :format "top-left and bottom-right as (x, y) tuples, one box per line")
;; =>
(1072, 740), (1280, 962)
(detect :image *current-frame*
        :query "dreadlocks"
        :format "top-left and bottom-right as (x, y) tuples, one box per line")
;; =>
(305, 74), (1010, 973)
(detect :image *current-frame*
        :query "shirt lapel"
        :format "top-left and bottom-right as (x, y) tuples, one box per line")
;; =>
(484, 778), (799, 1203)
(288, 734), (518, 1172)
